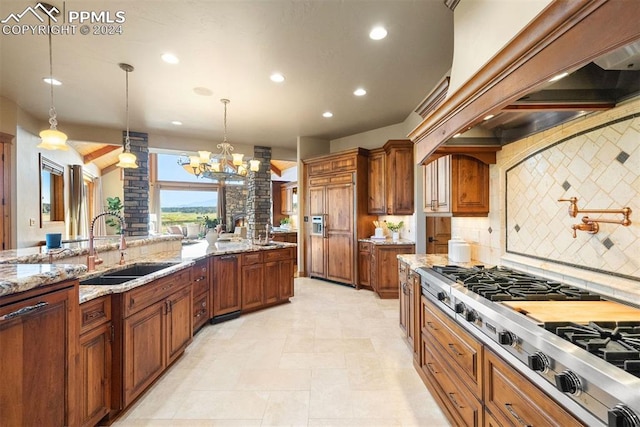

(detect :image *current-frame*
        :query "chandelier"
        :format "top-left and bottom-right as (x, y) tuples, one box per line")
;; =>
(177, 99), (259, 181)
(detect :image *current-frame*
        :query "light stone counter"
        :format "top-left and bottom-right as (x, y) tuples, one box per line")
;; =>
(397, 253), (488, 271)
(359, 238), (415, 245)
(0, 263), (88, 297)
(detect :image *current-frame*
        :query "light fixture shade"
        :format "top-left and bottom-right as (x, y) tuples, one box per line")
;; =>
(116, 151), (138, 168)
(232, 153), (244, 166)
(189, 155), (201, 168)
(198, 151), (211, 162)
(38, 128), (69, 151)
(249, 159), (260, 172)
(211, 161), (221, 172)
(237, 165), (247, 176)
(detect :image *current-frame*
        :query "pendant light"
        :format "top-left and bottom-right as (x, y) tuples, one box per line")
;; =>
(37, 6), (68, 151)
(116, 63), (138, 169)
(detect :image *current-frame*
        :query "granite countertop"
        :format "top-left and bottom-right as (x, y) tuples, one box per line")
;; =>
(0, 263), (88, 297)
(359, 238), (415, 245)
(397, 254), (487, 271)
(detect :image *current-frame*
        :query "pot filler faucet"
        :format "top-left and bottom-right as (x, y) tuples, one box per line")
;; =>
(88, 211), (127, 271)
(558, 197), (632, 238)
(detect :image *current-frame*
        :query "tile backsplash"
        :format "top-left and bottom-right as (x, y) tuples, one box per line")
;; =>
(453, 98), (639, 282)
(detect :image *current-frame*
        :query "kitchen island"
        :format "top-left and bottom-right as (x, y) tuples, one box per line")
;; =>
(398, 254), (640, 427)
(0, 236), (297, 427)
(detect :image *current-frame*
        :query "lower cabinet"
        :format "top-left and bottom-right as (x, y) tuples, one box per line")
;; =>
(371, 243), (415, 299)
(79, 296), (112, 427)
(0, 280), (79, 427)
(358, 242), (372, 289)
(212, 254), (242, 317)
(242, 248), (295, 312)
(192, 258), (210, 333)
(413, 272), (585, 427)
(242, 252), (265, 310)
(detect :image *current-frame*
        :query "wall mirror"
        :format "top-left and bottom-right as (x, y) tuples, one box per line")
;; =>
(40, 154), (65, 227)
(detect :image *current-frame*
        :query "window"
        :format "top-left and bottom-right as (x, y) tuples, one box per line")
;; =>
(153, 153), (220, 233)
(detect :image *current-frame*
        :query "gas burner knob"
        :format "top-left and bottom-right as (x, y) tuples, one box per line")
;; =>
(454, 302), (465, 314)
(497, 331), (517, 347)
(436, 291), (447, 301)
(527, 352), (550, 372)
(554, 370), (582, 396)
(465, 309), (478, 322)
(608, 404), (640, 427)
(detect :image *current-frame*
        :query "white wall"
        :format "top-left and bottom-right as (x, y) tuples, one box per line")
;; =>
(448, 0), (550, 95)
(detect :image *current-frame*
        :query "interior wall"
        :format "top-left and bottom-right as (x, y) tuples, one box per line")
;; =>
(453, 98), (640, 280)
(448, 0), (550, 95)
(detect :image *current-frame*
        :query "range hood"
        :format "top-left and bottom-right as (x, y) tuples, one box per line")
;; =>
(409, 1), (640, 164)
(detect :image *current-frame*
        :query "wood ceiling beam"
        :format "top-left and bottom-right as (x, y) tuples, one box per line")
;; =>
(83, 145), (120, 164)
(271, 162), (282, 177)
(502, 102), (615, 112)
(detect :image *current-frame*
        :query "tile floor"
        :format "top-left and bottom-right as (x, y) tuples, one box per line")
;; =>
(112, 277), (450, 426)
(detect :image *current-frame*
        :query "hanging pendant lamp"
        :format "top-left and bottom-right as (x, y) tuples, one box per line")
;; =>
(38, 6), (68, 151)
(116, 63), (138, 169)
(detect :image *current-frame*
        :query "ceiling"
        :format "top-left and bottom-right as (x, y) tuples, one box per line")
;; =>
(0, 0), (455, 162)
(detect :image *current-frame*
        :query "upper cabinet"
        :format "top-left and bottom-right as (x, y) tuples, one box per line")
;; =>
(424, 154), (491, 217)
(280, 181), (298, 215)
(367, 139), (414, 215)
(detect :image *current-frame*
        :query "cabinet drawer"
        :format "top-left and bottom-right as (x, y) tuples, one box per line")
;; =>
(330, 156), (356, 172)
(193, 291), (209, 332)
(421, 296), (482, 397)
(192, 275), (209, 298)
(124, 269), (191, 317)
(192, 260), (208, 283)
(80, 296), (112, 334)
(242, 252), (263, 265)
(308, 162), (332, 176)
(263, 248), (291, 262)
(484, 350), (583, 427)
(422, 336), (482, 427)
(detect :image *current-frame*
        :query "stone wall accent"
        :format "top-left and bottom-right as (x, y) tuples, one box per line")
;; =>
(247, 146), (272, 239)
(225, 184), (247, 232)
(122, 131), (149, 236)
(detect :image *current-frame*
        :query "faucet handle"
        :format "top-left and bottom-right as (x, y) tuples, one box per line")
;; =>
(558, 197), (579, 217)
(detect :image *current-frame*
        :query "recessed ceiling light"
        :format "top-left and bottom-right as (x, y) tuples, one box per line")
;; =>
(270, 73), (285, 83)
(369, 26), (387, 40)
(171, 121), (182, 126)
(549, 72), (569, 82)
(43, 77), (61, 86)
(483, 114), (495, 121)
(353, 88), (367, 96)
(193, 87), (213, 96)
(322, 111), (333, 118)
(161, 53), (179, 64)
(453, 133), (461, 138)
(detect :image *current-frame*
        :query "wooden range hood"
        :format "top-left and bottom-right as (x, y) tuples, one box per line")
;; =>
(409, 0), (640, 165)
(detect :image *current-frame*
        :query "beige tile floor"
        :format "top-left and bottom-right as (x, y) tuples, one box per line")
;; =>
(112, 277), (451, 427)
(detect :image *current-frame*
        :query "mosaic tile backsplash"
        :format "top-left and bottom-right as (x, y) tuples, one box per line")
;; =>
(505, 114), (640, 279)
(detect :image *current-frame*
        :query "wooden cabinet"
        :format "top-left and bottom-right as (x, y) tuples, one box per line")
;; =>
(79, 296), (112, 427)
(242, 248), (295, 312)
(241, 252), (265, 310)
(424, 154), (490, 217)
(0, 280), (79, 427)
(484, 350), (583, 427)
(423, 155), (451, 213)
(384, 139), (414, 215)
(370, 243), (415, 299)
(212, 254), (242, 317)
(271, 232), (297, 243)
(358, 241), (372, 288)
(367, 140), (415, 215)
(280, 181), (298, 215)
(192, 258), (210, 333)
(367, 148), (386, 214)
(304, 148), (375, 287)
(116, 268), (192, 408)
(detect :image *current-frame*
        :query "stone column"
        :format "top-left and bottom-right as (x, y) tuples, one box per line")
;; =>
(247, 146), (271, 239)
(122, 131), (149, 236)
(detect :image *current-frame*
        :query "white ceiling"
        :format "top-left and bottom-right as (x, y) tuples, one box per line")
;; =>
(0, 1), (454, 154)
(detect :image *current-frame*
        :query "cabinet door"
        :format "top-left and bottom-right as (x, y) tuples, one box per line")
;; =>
(309, 234), (326, 279)
(326, 183), (355, 284)
(358, 242), (371, 288)
(309, 185), (325, 215)
(264, 261), (280, 304)
(451, 155), (489, 217)
(426, 216), (451, 254)
(281, 185), (290, 215)
(212, 255), (242, 316)
(79, 322), (112, 427)
(375, 245), (415, 299)
(386, 144), (414, 214)
(0, 286), (74, 426)
(367, 150), (386, 214)
(278, 258), (294, 300)
(398, 261), (409, 335)
(166, 285), (192, 365)
(242, 263), (265, 310)
(123, 301), (165, 407)
(424, 155), (450, 213)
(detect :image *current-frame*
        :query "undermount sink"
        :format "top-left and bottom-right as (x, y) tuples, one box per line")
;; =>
(80, 262), (180, 286)
(103, 262), (179, 277)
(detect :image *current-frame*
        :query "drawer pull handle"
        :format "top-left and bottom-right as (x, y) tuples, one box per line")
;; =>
(85, 310), (104, 320)
(194, 276), (206, 282)
(426, 321), (437, 330)
(1, 302), (48, 321)
(448, 343), (463, 356)
(505, 403), (531, 427)
(448, 392), (464, 409)
(426, 362), (438, 374)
